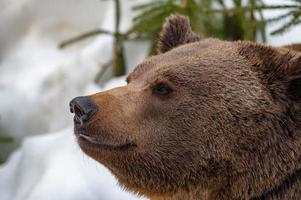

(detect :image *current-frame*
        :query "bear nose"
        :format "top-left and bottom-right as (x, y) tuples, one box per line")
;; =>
(69, 96), (98, 126)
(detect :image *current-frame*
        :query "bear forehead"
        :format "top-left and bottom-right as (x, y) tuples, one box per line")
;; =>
(127, 38), (245, 83)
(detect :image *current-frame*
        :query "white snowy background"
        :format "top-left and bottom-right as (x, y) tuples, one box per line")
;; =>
(0, 0), (300, 200)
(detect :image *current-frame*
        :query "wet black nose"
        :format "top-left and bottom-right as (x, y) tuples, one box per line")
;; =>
(69, 96), (98, 126)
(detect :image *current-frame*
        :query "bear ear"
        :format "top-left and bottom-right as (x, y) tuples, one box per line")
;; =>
(239, 42), (301, 101)
(157, 14), (202, 54)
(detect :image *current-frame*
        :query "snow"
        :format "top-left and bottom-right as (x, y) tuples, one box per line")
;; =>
(0, 0), (149, 199)
(0, 78), (147, 200)
(0, 0), (148, 150)
(0, 129), (145, 200)
(0, 0), (113, 143)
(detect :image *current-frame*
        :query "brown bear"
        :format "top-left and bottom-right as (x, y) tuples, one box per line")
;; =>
(69, 14), (301, 200)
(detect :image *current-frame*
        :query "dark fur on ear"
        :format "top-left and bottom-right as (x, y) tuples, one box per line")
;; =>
(157, 14), (202, 54)
(238, 41), (301, 102)
(288, 77), (301, 100)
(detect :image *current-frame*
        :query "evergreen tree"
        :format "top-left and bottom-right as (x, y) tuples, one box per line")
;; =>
(0, 136), (13, 165)
(59, 0), (301, 77)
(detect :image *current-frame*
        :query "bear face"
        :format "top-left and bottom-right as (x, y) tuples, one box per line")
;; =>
(70, 15), (301, 199)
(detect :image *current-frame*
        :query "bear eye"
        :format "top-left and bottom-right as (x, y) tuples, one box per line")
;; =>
(152, 83), (172, 96)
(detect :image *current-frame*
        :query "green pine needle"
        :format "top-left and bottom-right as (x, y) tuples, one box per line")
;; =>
(0, 136), (13, 143)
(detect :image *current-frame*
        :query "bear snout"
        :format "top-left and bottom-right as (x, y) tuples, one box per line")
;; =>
(69, 96), (98, 127)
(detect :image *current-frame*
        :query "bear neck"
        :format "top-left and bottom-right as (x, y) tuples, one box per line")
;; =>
(251, 168), (301, 200)
(147, 168), (301, 200)
(111, 149), (301, 200)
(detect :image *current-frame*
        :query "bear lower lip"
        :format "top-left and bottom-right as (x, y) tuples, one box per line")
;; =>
(79, 133), (99, 144)
(77, 133), (136, 150)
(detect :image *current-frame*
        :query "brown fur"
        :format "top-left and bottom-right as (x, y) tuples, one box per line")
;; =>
(74, 14), (301, 199)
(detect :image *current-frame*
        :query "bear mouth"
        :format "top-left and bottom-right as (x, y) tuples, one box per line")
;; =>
(75, 131), (136, 151)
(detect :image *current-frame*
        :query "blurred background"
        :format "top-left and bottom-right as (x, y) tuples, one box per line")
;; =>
(0, 0), (301, 199)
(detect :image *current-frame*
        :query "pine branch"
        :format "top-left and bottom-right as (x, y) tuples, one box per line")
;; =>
(132, 1), (168, 11)
(271, 16), (301, 35)
(94, 61), (113, 84)
(59, 29), (113, 49)
(113, 0), (126, 76)
(257, 0), (267, 42)
(0, 136), (13, 143)
(132, 1), (175, 22)
(266, 11), (295, 23)
(205, 5), (299, 14)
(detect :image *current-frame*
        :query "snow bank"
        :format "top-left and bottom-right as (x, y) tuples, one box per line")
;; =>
(0, 129), (146, 200)
(0, 0), (149, 198)
(0, 0), (149, 156)
(0, 78), (146, 200)
(0, 0), (112, 143)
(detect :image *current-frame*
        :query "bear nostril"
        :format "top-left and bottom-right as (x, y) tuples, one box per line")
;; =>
(69, 103), (74, 113)
(69, 96), (98, 126)
(73, 104), (84, 118)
